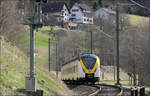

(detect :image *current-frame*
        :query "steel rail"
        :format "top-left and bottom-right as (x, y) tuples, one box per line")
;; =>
(88, 85), (101, 96)
(96, 84), (123, 96)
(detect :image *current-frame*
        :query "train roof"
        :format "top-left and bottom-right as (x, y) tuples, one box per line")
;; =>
(80, 54), (98, 58)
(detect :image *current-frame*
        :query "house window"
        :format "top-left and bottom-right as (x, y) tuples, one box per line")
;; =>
(84, 19), (86, 21)
(58, 18), (61, 21)
(72, 14), (76, 16)
(72, 9), (79, 12)
(61, 11), (64, 16)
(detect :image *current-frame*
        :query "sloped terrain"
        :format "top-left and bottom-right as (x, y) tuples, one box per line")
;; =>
(0, 37), (73, 95)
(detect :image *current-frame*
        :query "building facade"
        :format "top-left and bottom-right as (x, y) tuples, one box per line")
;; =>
(42, 2), (93, 26)
(70, 4), (93, 24)
(42, 2), (70, 23)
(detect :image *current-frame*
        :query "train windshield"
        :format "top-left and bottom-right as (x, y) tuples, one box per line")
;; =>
(81, 57), (96, 70)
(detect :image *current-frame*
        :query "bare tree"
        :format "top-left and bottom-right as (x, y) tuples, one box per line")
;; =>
(0, 0), (28, 53)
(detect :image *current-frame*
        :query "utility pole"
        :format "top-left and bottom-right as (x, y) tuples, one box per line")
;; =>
(48, 27), (54, 72)
(56, 42), (58, 78)
(114, 41), (116, 81)
(114, 1), (150, 86)
(58, 51), (60, 74)
(148, 11), (150, 88)
(90, 31), (93, 54)
(116, 4), (121, 85)
(133, 62), (136, 86)
(48, 38), (50, 72)
(133, 31), (136, 86)
(88, 24), (93, 54)
(0, 0), (2, 85)
(30, 24), (35, 78)
(78, 48), (80, 58)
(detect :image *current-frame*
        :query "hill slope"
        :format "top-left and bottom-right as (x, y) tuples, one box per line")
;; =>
(0, 37), (73, 95)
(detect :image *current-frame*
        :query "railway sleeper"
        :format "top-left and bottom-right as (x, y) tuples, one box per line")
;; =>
(62, 78), (97, 85)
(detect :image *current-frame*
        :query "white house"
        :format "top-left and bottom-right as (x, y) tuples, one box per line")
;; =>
(42, 2), (70, 23)
(70, 4), (93, 24)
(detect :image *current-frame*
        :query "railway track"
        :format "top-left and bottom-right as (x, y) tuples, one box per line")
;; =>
(95, 84), (123, 96)
(67, 84), (125, 96)
(67, 84), (100, 96)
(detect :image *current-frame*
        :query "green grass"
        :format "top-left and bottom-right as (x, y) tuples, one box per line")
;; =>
(34, 30), (54, 66)
(26, 27), (56, 66)
(145, 90), (150, 95)
(1, 55), (26, 95)
(127, 14), (149, 27)
(35, 35), (48, 47)
(37, 69), (62, 91)
(35, 53), (48, 64)
(0, 27), (72, 95)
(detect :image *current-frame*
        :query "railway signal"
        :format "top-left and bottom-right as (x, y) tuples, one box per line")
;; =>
(21, 0), (47, 93)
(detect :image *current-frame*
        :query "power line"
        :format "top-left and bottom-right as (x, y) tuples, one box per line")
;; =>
(130, 0), (150, 11)
(95, 26), (114, 40)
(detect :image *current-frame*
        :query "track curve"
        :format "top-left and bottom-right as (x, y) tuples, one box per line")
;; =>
(96, 84), (122, 96)
(66, 84), (124, 96)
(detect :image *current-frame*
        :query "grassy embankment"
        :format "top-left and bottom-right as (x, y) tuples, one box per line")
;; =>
(0, 26), (73, 95)
(128, 14), (149, 27)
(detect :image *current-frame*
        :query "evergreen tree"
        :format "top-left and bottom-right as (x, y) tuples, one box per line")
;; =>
(127, 7), (132, 14)
(69, 0), (81, 8)
(93, 2), (98, 10)
(98, 0), (102, 8)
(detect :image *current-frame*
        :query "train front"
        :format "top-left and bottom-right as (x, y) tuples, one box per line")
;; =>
(79, 54), (100, 82)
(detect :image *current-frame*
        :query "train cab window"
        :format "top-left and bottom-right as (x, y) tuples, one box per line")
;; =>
(81, 57), (96, 70)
